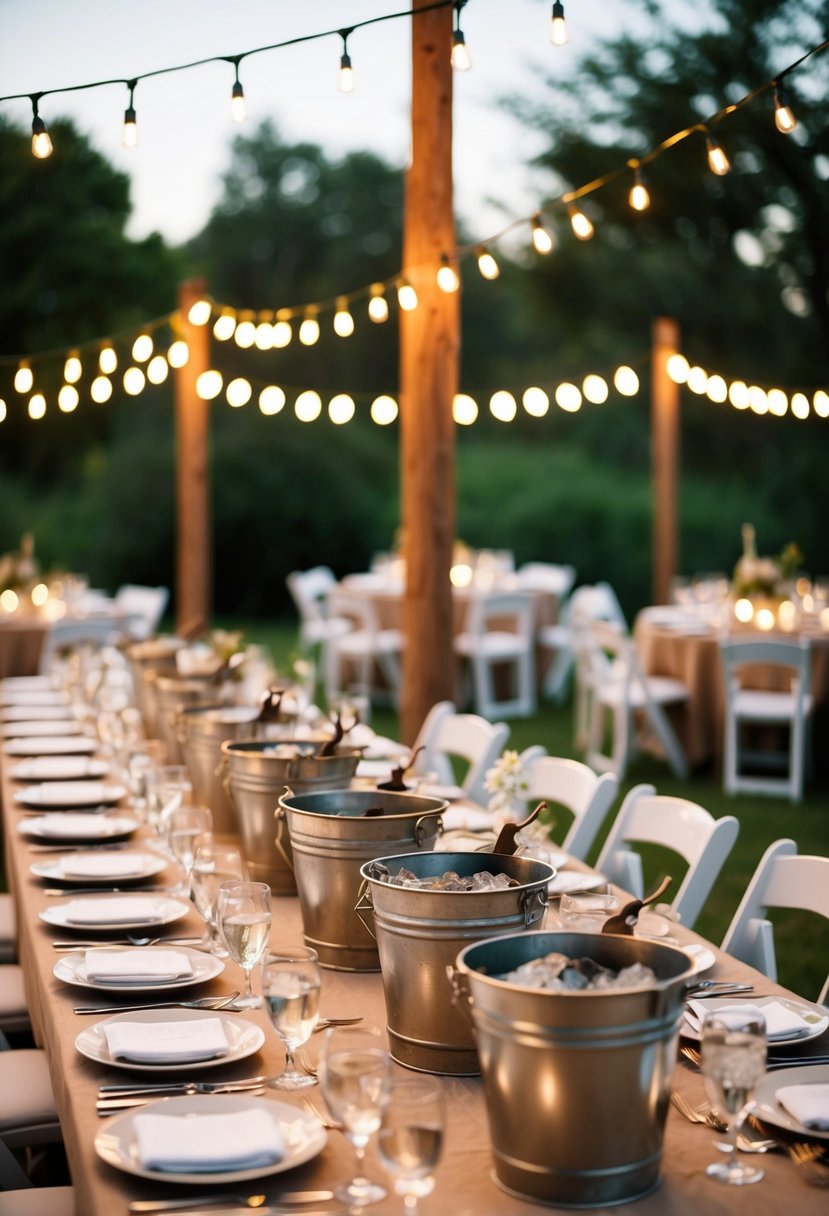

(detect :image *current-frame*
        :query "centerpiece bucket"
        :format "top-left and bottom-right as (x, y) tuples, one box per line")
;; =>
(357, 851), (553, 1075)
(451, 930), (695, 1208)
(125, 637), (184, 737)
(177, 704), (265, 836)
(276, 789), (446, 971)
(154, 674), (224, 766)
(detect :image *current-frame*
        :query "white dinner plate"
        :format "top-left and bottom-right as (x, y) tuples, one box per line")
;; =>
(0, 676), (55, 692)
(14, 780), (127, 809)
(681, 943), (716, 974)
(754, 1065), (829, 1144)
(0, 690), (68, 707)
(40, 894), (191, 931)
(54, 945), (224, 992)
(17, 813), (139, 841)
(681, 995), (829, 1044)
(548, 870), (608, 896)
(10, 756), (111, 781)
(78, 1008), (266, 1075)
(1, 718), (81, 737)
(1, 704), (73, 721)
(4, 735), (98, 756)
(94, 1092), (325, 1182)
(30, 850), (168, 885)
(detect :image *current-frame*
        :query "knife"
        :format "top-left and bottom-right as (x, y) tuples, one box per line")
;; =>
(99, 1076), (268, 1095)
(127, 1195), (335, 1213)
(97, 1090), (266, 1112)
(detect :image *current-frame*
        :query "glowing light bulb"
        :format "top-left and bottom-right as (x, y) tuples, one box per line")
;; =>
(195, 370), (222, 400)
(122, 83), (138, 148)
(767, 388), (788, 417)
(734, 597), (754, 623)
(147, 355), (168, 384)
(31, 101), (52, 159)
(31, 583), (48, 607)
(299, 310), (320, 345)
(123, 367), (145, 396)
(453, 393), (478, 425)
(58, 385), (79, 413)
(370, 395), (398, 425)
(773, 85), (796, 133)
(368, 285), (389, 322)
(729, 380), (750, 409)
(328, 394), (355, 424)
(706, 375), (727, 403)
(705, 132), (730, 176)
(255, 321), (274, 349)
(583, 374), (609, 404)
(666, 354), (689, 384)
(1, 589), (19, 612)
(98, 346), (117, 374)
(273, 315), (293, 347)
(397, 280), (418, 311)
(213, 313), (236, 341)
(90, 376), (113, 403)
(64, 354), (82, 384)
(234, 320), (256, 348)
(749, 385), (768, 414)
(0, 400), (6, 423)
(522, 387), (549, 416)
(791, 393), (810, 420)
(477, 247), (500, 280)
(531, 216), (554, 254)
(187, 299), (212, 326)
(295, 390), (322, 422)
(29, 393), (46, 419)
(333, 298), (355, 336)
(226, 377), (252, 408)
(437, 257), (460, 293)
(549, 0), (568, 46)
(451, 30), (471, 72)
(555, 382), (582, 412)
(132, 333), (153, 362)
(167, 340), (189, 368)
(614, 366), (640, 396)
(489, 390), (517, 421)
(629, 166), (650, 212)
(231, 81), (247, 123)
(339, 33), (355, 92)
(686, 366), (708, 394)
(568, 203), (594, 240)
(813, 390), (829, 418)
(14, 364), (33, 394)
(259, 386), (286, 416)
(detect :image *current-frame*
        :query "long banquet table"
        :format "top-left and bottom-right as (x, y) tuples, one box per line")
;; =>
(2, 744), (828, 1213)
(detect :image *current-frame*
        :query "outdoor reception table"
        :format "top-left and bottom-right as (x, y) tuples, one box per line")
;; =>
(0, 618), (51, 678)
(2, 747), (828, 1213)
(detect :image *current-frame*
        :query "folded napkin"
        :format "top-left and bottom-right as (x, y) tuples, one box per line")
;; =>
(133, 1108), (284, 1172)
(356, 759), (395, 779)
(59, 853), (147, 878)
(441, 806), (493, 832)
(685, 998), (813, 1041)
(103, 1017), (229, 1062)
(84, 949), (193, 984)
(63, 897), (165, 925)
(776, 1083), (829, 1130)
(36, 814), (113, 838)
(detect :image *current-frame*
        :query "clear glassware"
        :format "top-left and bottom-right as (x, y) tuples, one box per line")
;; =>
(559, 891), (620, 932)
(191, 839), (247, 955)
(377, 1078), (445, 1213)
(263, 947), (321, 1090)
(319, 1025), (391, 1206)
(167, 804), (212, 896)
(701, 1009), (767, 1185)
(146, 765), (192, 845)
(217, 880), (272, 1009)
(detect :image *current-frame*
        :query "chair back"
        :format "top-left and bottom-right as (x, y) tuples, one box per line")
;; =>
(39, 619), (121, 673)
(719, 635), (812, 705)
(413, 701), (509, 804)
(287, 566), (337, 628)
(465, 589), (536, 640)
(516, 562), (577, 599)
(114, 584), (168, 640)
(524, 755), (618, 860)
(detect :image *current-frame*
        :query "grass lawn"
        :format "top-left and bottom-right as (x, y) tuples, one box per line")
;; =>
(236, 616), (829, 1006)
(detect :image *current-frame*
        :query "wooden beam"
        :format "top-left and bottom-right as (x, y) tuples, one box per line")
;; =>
(651, 316), (680, 605)
(399, 0), (459, 742)
(174, 279), (212, 637)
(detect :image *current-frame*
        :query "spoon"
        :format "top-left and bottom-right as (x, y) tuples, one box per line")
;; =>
(602, 875), (672, 935)
(73, 990), (241, 1014)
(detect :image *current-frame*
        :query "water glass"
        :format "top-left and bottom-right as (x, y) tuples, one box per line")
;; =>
(217, 880), (272, 1009)
(559, 892), (619, 932)
(377, 1078), (445, 1213)
(319, 1025), (391, 1206)
(263, 947), (321, 1090)
(191, 840), (247, 955)
(167, 804), (212, 896)
(701, 1009), (767, 1185)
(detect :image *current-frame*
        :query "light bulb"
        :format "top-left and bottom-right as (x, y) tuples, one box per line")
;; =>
(167, 340), (189, 368)
(231, 80), (247, 123)
(705, 133), (730, 176)
(234, 319), (256, 348)
(686, 366), (707, 394)
(213, 312), (236, 341)
(328, 393), (355, 424)
(522, 387), (549, 416)
(489, 390), (517, 421)
(195, 370), (223, 400)
(226, 377), (252, 408)
(146, 355), (168, 384)
(550, 1), (568, 46)
(477, 247), (500, 280)
(295, 390), (322, 422)
(187, 299), (212, 326)
(728, 380), (750, 409)
(0, 400), (6, 423)
(368, 285), (389, 323)
(90, 376), (113, 403)
(791, 393), (810, 420)
(122, 104), (138, 148)
(451, 31), (471, 72)
(767, 388), (788, 416)
(370, 395), (398, 425)
(568, 203), (594, 240)
(255, 321), (274, 349)
(666, 354), (689, 384)
(123, 367), (146, 396)
(531, 216), (554, 254)
(629, 167), (650, 211)
(555, 382), (582, 412)
(98, 346), (117, 374)
(273, 315), (293, 347)
(28, 393), (46, 419)
(339, 32), (355, 93)
(58, 385), (79, 413)
(437, 257), (460, 293)
(614, 366), (640, 396)
(132, 333), (153, 362)
(397, 280), (418, 311)
(706, 375), (727, 403)
(814, 390), (829, 418)
(333, 297), (355, 336)
(64, 354), (82, 384)
(31, 101), (52, 159)
(299, 310), (320, 345)
(453, 393), (478, 425)
(773, 85), (796, 134)
(582, 375), (609, 404)
(259, 386), (286, 415)
(14, 364), (33, 394)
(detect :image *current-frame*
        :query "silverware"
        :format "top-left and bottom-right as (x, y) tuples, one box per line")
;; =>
(98, 1085), (267, 1112)
(73, 990), (241, 1015)
(312, 1016), (363, 1033)
(99, 1075), (268, 1096)
(53, 935), (204, 949)
(299, 1096), (342, 1131)
(682, 1043), (829, 1070)
(788, 1141), (829, 1186)
(43, 885), (174, 896)
(685, 983), (756, 997)
(127, 1191), (335, 1212)
(670, 1093), (778, 1152)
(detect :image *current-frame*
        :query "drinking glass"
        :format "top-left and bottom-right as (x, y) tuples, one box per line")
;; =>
(145, 764), (192, 842)
(377, 1078), (445, 1213)
(167, 804), (212, 896)
(217, 880), (272, 1009)
(701, 1009), (767, 1185)
(190, 839), (247, 953)
(319, 1025), (391, 1206)
(263, 947), (321, 1090)
(559, 892), (619, 932)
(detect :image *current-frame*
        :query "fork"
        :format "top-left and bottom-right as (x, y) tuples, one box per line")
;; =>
(300, 1095), (342, 1131)
(96, 1078), (267, 1113)
(670, 1092), (778, 1151)
(788, 1141), (829, 1185)
(298, 1048), (317, 1077)
(682, 1043), (829, 1071)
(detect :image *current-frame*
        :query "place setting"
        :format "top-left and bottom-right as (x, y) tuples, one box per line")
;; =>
(10, 754), (112, 781)
(30, 848), (169, 887)
(39, 891), (193, 933)
(0, 716), (83, 737)
(76, 1005), (266, 1076)
(4, 732), (99, 756)
(18, 811), (140, 843)
(55, 943), (225, 994)
(13, 778), (128, 809)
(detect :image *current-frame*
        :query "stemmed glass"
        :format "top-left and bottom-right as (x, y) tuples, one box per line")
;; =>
(701, 1009), (767, 1186)
(319, 1025), (391, 1207)
(190, 839), (247, 954)
(217, 880), (272, 1009)
(377, 1078), (445, 1213)
(167, 804), (212, 896)
(263, 947), (321, 1090)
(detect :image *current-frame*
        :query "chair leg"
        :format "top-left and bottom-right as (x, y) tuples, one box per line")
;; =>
(543, 647), (573, 702)
(646, 701), (689, 780)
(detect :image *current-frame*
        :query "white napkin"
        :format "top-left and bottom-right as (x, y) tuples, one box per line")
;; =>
(59, 853), (147, 878)
(63, 897), (166, 925)
(356, 759), (395, 779)
(441, 806), (493, 832)
(685, 998), (813, 1041)
(776, 1083), (829, 1130)
(103, 1017), (229, 1062)
(133, 1108), (284, 1171)
(35, 814), (113, 838)
(84, 949), (193, 984)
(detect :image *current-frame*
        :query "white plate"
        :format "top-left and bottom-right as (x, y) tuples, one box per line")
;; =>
(40, 894), (190, 931)
(14, 780), (127, 809)
(17, 814), (139, 841)
(355, 759), (396, 779)
(4, 735), (98, 756)
(681, 995), (829, 1044)
(0, 690), (68, 707)
(681, 943), (716, 974)
(754, 1065), (829, 1144)
(30, 851), (168, 885)
(1, 704), (73, 721)
(55, 946), (224, 992)
(94, 1092), (325, 1182)
(548, 871), (607, 895)
(78, 1008), (266, 1075)
(0, 676), (55, 693)
(1, 718), (81, 737)
(10, 756), (111, 781)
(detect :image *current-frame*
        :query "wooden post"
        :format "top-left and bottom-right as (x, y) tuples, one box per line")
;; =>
(174, 279), (212, 636)
(399, 0), (459, 743)
(651, 317), (680, 605)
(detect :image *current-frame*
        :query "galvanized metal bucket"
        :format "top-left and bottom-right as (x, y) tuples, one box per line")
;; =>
(357, 851), (554, 1075)
(154, 674), (224, 765)
(125, 637), (184, 737)
(177, 704), (264, 836)
(452, 930), (696, 1208)
(223, 741), (361, 895)
(276, 789), (446, 971)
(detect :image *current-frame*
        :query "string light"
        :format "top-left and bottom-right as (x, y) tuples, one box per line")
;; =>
(30, 96), (52, 159)
(767, 388), (788, 416)
(453, 394), (478, 425)
(90, 375), (112, 403)
(14, 364), (33, 394)
(132, 333), (153, 362)
(228, 57), (247, 122)
(338, 30), (355, 93)
(815, 391), (829, 418)
(397, 279), (418, 311)
(333, 297), (355, 336)
(567, 202), (594, 240)
(226, 377), (252, 407)
(549, 1), (568, 47)
(123, 367), (145, 396)
(328, 393), (355, 424)
(773, 83), (797, 133)
(476, 246), (500, 280)
(705, 374), (727, 403)
(28, 393), (46, 419)
(234, 317), (256, 348)
(666, 354), (689, 384)
(628, 165), (650, 211)
(295, 390), (322, 422)
(489, 390), (517, 421)
(729, 380), (750, 409)
(451, 2), (471, 72)
(255, 318), (274, 349)
(98, 345), (117, 374)
(614, 366), (640, 396)
(273, 311), (293, 347)
(791, 393), (809, 420)
(531, 215), (555, 254)
(0, 400), (6, 423)
(187, 299), (212, 326)
(368, 284), (389, 323)
(437, 255), (461, 293)
(58, 385), (79, 413)
(370, 394), (398, 425)
(122, 80), (138, 148)
(522, 387), (549, 416)
(167, 340), (189, 368)
(582, 374), (608, 404)
(705, 130), (731, 176)
(64, 353), (82, 384)
(195, 370), (222, 400)
(299, 307), (320, 345)
(259, 385), (286, 415)
(555, 382), (582, 411)
(686, 365), (708, 394)
(146, 355), (168, 384)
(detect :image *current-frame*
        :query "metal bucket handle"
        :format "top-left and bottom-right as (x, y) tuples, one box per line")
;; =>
(175, 711), (189, 746)
(446, 965), (473, 1022)
(219, 756), (236, 809)
(354, 880), (376, 940)
(414, 812), (444, 847)
(273, 787), (295, 872)
(519, 885), (548, 928)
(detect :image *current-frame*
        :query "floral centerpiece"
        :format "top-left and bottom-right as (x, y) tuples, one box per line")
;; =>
(732, 524), (804, 598)
(483, 749), (529, 820)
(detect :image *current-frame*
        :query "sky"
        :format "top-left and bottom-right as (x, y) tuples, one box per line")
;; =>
(0, 0), (640, 247)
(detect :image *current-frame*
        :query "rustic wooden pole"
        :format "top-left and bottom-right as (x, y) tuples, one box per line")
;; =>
(399, 0), (459, 743)
(174, 279), (212, 636)
(651, 316), (680, 605)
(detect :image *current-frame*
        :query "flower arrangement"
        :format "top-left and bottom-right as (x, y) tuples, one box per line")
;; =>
(483, 749), (529, 816)
(732, 524), (804, 599)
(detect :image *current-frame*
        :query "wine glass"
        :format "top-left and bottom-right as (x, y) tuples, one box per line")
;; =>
(263, 947), (321, 1090)
(377, 1078), (445, 1213)
(190, 839), (247, 954)
(701, 1009), (767, 1185)
(167, 804), (212, 896)
(217, 880), (272, 1009)
(319, 1025), (391, 1206)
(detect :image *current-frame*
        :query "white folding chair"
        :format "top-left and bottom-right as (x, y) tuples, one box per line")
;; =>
(595, 783), (739, 928)
(719, 636), (813, 802)
(721, 839), (829, 1005)
(583, 620), (690, 780)
(454, 590), (537, 718)
(114, 584), (169, 640)
(38, 618), (122, 673)
(325, 589), (403, 707)
(541, 581), (628, 719)
(515, 562), (577, 599)
(411, 701), (509, 806)
(524, 755), (619, 861)
(287, 567), (352, 651)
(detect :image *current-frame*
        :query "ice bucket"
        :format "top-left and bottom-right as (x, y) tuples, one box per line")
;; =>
(276, 789), (446, 971)
(358, 851), (554, 1074)
(177, 704), (265, 836)
(125, 637), (184, 737)
(154, 674), (224, 765)
(452, 930), (696, 1208)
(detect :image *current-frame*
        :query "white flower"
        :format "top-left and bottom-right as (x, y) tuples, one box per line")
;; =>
(484, 749), (529, 813)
